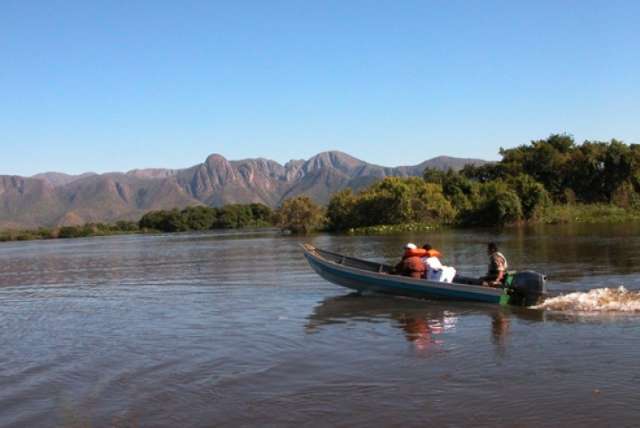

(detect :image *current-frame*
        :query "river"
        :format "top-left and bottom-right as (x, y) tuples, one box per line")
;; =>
(1, 224), (640, 427)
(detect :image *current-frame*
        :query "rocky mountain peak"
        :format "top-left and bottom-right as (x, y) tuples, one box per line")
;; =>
(0, 152), (486, 228)
(302, 151), (364, 174)
(205, 153), (229, 166)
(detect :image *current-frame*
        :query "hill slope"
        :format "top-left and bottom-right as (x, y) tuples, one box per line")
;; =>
(0, 152), (485, 228)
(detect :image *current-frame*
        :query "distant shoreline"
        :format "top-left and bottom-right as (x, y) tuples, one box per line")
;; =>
(0, 224), (282, 243)
(3, 202), (640, 244)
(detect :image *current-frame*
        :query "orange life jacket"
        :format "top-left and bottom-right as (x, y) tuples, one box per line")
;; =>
(403, 248), (442, 259)
(400, 256), (426, 279)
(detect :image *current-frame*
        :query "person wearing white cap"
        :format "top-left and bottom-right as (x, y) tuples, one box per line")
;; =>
(393, 243), (426, 279)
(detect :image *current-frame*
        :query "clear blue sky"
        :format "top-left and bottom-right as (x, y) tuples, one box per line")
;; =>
(2, 0), (638, 176)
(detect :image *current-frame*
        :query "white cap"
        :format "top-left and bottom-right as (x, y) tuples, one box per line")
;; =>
(405, 243), (417, 250)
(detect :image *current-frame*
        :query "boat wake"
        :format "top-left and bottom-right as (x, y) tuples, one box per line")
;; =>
(534, 286), (640, 312)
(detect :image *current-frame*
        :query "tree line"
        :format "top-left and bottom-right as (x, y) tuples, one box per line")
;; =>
(276, 135), (640, 232)
(0, 204), (275, 242)
(0, 221), (139, 242)
(461, 134), (640, 205)
(138, 204), (274, 232)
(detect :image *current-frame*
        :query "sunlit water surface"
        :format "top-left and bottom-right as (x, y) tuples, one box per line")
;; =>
(2, 224), (640, 427)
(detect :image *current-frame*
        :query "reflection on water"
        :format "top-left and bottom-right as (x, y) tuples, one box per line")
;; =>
(307, 294), (545, 356)
(398, 315), (448, 351)
(2, 223), (640, 426)
(490, 311), (510, 355)
(306, 294), (458, 352)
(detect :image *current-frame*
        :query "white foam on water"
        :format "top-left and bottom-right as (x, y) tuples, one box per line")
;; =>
(534, 286), (640, 312)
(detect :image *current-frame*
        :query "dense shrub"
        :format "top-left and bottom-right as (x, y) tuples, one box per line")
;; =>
(463, 181), (523, 226)
(138, 203), (274, 232)
(507, 174), (551, 220)
(499, 135), (640, 203)
(425, 168), (478, 212)
(275, 196), (325, 234)
(326, 177), (455, 231)
(326, 189), (359, 231)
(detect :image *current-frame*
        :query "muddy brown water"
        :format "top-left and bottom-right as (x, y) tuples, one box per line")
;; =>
(1, 224), (640, 427)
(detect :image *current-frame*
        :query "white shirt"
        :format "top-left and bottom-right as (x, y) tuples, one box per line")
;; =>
(422, 256), (456, 283)
(423, 256), (443, 271)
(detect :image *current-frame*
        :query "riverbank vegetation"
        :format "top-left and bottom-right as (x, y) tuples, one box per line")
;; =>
(319, 135), (640, 233)
(309, 134), (640, 233)
(0, 221), (140, 242)
(320, 134), (640, 232)
(0, 204), (275, 242)
(138, 204), (273, 232)
(3, 135), (640, 239)
(274, 196), (325, 234)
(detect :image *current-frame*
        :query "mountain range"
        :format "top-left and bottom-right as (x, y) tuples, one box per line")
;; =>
(0, 152), (486, 229)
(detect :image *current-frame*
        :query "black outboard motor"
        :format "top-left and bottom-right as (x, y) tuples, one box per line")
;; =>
(508, 271), (547, 306)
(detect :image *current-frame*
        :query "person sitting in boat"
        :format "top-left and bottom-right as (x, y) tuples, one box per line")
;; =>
(421, 244), (456, 283)
(393, 243), (427, 279)
(481, 242), (508, 286)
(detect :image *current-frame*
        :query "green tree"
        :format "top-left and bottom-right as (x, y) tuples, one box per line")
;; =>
(422, 168), (447, 186)
(139, 210), (168, 230)
(139, 209), (188, 232)
(115, 220), (139, 232)
(602, 140), (636, 202)
(500, 134), (575, 198)
(507, 174), (551, 220)
(410, 181), (457, 223)
(217, 204), (253, 228)
(181, 206), (217, 230)
(611, 181), (640, 209)
(326, 189), (359, 230)
(248, 203), (274, 226)
(275, 196), (325, 234)
(327, 177), (455, 231)
(426, 168), (478, 212)
(565, 141), (608, 202)
(356, 178), (415, 225)
(460, 163), (504, 182)
(463, 181), (523, 226)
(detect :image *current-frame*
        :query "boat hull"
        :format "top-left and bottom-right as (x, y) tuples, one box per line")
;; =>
(303, 245), (509, 305)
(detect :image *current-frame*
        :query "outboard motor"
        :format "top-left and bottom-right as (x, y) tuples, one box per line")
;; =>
(507, 271), (547, 306)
